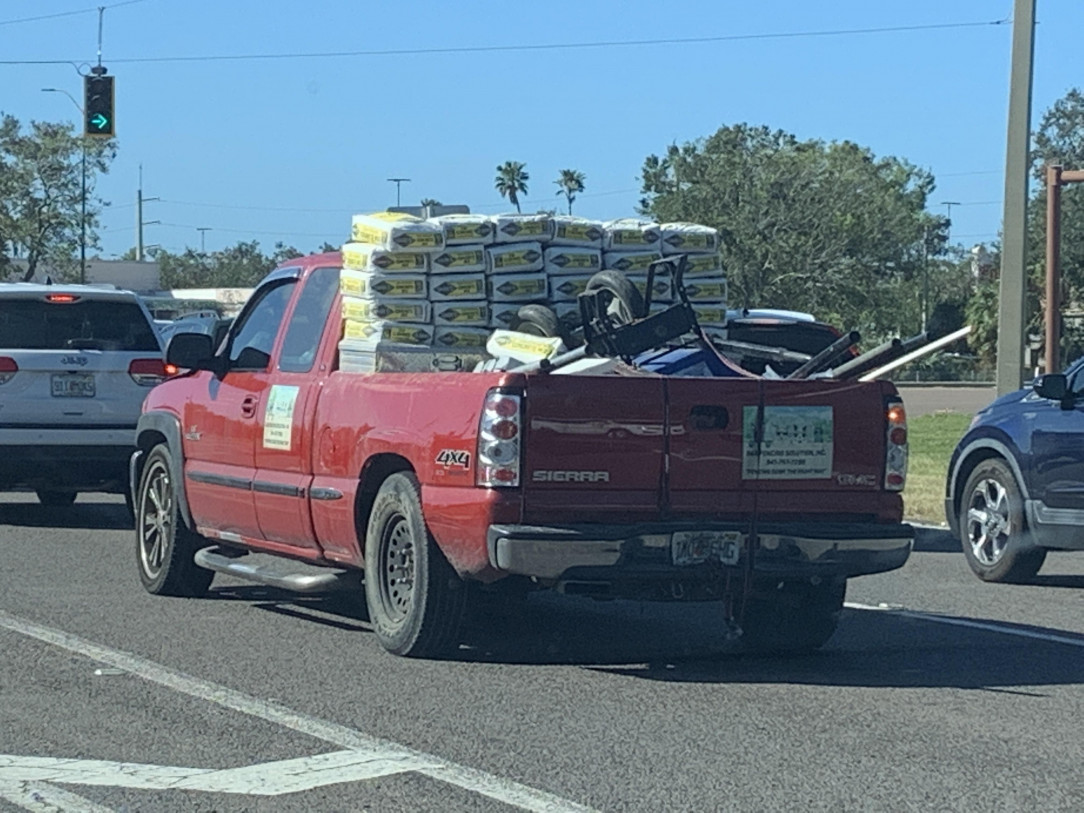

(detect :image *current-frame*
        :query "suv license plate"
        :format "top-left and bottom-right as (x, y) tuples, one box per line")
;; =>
(672, 530), (742, 566)
(51, 373), (96, 398)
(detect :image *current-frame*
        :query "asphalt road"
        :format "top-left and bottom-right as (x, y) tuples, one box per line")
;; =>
(893, 385), (997, 418)
(2, 493), (1083, 812)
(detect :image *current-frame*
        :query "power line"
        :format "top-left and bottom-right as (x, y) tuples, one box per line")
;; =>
(157, 222), (340, 239)
(0, 17), (1010, 65)
(0, 0), (148, 28)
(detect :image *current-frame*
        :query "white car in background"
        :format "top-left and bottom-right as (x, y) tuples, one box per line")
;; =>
(0, 283), (167, 506)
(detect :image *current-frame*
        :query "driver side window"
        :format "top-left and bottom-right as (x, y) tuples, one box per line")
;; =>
(228, 281), (296, 370)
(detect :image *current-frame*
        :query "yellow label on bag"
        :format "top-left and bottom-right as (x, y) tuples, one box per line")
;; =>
(431, 277), (486, 298)
(341, 299), (429, 323)
(343, 320), (432, 345)
(342, 245), (427, 272)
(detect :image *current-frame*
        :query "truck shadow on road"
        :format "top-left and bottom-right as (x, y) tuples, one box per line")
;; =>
(0, 500), (131, 531)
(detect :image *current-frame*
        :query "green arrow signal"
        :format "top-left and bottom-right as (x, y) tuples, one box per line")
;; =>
(90, 113), (109, 130)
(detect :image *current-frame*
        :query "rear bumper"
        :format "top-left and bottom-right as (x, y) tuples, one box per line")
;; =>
(487, 521), (914, 585)
(0, 443), (134, 492)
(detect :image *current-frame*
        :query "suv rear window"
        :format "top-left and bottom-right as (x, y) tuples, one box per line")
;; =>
(0, 299), (159, 352)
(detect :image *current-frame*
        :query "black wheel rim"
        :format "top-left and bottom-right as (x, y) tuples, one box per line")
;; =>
(139, 459), (172, 578)
(377, 512), (415, 623)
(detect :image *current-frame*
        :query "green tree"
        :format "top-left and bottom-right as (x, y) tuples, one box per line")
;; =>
(158, 240), (284, 289)
(420, 197), (442, 207)
(554, 169), (585, 214)
(495, 160), (529, 213)
(0, 114), (115, 281)
(639, 124), (944, 341)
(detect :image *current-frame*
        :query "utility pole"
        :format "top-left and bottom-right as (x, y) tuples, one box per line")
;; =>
(136, 165), (159, 261)
(922, 225), (930, 331)
(996, 0), (1036, 396)
(196, 227), (212, 253)
(941, 201), (961, 238)
(387, 177), (411, 207)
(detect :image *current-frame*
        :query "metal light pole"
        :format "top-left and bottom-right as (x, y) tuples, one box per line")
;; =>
(387, 177), (411, 207)
(196, 227), (212, 253)
(941, 201), (961, 237)
(42, 88), (87, 284)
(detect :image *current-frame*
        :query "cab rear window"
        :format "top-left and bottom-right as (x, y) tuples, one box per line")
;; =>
(0, 299), (159, 351)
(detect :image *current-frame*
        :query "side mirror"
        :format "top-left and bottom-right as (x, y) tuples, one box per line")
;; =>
(1033, 373), (1069, 402)
(166, 332), (215, 372)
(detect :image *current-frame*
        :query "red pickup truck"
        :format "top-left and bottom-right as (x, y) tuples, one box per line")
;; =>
(132, 253), (912, 658)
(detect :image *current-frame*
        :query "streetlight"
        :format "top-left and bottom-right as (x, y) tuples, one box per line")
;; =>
(941, 201), (962, 238)
(196, 227), (212, 253)
(386, 177), (411, 207)
(41, 88), (87, 284)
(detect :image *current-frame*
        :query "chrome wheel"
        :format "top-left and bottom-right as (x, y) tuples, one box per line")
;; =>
(139, 458), (172, 578)
(377, 513), (415, 624)
(965, 477), (1012, 566)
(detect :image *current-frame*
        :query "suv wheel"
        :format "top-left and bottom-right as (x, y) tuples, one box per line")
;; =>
(136, 444), (214, 597)
(959, 458), (1046, 583)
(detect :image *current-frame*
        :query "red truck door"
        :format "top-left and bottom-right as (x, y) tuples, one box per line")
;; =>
(182, 274), (298, 542)
(252, 266), (340, 552)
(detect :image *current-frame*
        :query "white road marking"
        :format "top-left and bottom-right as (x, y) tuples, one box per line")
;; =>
(0, 610), (596, 813)
(846, 601), (1084, 648)
(0, 751), (436, 796)
(0, 780), (114, 812)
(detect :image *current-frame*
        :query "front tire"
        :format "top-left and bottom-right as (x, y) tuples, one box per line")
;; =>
(135, 444), (214, 597)
(959, 458), (1046, 583)
(739, 579), (846, 654)
(364, 472), (467, 657)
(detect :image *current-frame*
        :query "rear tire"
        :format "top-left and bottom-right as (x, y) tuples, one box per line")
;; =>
(364, 472), (467, 657)
(135, 444), (214, 597)
(959, 458), (1046, 583)
(36, 489), (76, 507)
(739, 579), (845, 654)
(585, 270), (646, 325)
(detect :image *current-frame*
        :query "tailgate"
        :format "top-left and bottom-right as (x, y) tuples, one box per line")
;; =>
(667, 378), (890, 518)
(521, 375), (666, 523)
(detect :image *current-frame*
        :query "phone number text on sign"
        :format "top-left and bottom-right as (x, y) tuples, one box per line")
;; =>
(742, 405), (833, 480)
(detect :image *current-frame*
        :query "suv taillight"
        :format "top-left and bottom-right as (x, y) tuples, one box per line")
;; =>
(884, 398), (908, 491)
(0, 357), (17, 385)
(476, 389), (522, 488)
(129, 358), (168, 386)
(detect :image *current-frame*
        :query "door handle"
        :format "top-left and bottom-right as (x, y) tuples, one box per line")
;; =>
(241, 395), (258, 418)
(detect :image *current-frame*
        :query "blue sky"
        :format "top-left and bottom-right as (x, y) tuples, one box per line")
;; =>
(3, 0), (1082, 258)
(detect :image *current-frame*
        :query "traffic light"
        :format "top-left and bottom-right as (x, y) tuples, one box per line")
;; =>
(84, 75), (115, 137)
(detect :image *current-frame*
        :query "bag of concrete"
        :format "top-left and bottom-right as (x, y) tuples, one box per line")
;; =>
(659, 222), (720, 255)
(429, 272), (488, 301)
(338, 343), (485, 374)
(550, 216), (604, 248)
(434, 326), (491, 349)
(553, 302), (583, 332)
(488, 302), (528, 330)
(341, 319), (434, 347)
(691, 303), (728, 327)
(680, 277), (728, 303)
(493, 213), (553, 244)
(543, 246), (602, 275)
(486, 242), (544, 274)
(548, 273), (593, 302)
(430, 245), (487, 274)
(430, 214), (495, 246)
(488, 271), (548, 302)
(627, 273), (673, 304)
(341, 296), (432, 324)
(602, 250), (663, 274)
(340, 268), (428, 299)
(350, 212), (445, 253)
(683, 252), (725, 277)
(341, 242), (429, 273)
(603, 219), (661, 251)
(432, 301), (489, 327)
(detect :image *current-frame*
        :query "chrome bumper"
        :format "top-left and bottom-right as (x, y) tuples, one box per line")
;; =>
(487, 522), (914, 582)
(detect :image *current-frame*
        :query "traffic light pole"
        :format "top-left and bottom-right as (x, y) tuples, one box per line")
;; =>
(80, 138), (86, 284)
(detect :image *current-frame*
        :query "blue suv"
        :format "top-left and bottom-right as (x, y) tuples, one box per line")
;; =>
(945, 357), (1084, 582)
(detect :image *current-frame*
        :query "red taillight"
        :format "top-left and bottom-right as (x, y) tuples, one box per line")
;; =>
(128, 358), (168, 386)
(477, 390), (522, 488)
(0, 356), (17, 385)
(45, 294), (79, 303)
(164, 363), (179, 376)
(884, 398), (908, 492)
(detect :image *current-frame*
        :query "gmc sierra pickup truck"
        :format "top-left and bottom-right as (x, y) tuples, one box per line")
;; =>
(131, 253), (912, 658)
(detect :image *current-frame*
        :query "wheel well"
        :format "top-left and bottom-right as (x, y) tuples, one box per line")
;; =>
(133, 430), (168, 484)
(951, 448), (1007, 521)
(354, 454), (414, 547)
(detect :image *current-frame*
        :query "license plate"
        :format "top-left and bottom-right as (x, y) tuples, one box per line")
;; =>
(51, 373), (96, 398)
(672, 530), (742, 566)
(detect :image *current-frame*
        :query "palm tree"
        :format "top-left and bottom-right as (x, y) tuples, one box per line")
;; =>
(555, 169), (586, 215)
(420, 198), (442, 207)
(494, 161), (529, 213)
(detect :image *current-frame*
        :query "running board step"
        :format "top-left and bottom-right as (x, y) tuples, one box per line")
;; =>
(194, 546), (357, 594)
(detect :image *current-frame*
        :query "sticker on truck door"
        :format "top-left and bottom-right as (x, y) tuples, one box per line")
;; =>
(263, 385), (299, 450)
(742, 405), (832, 479)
